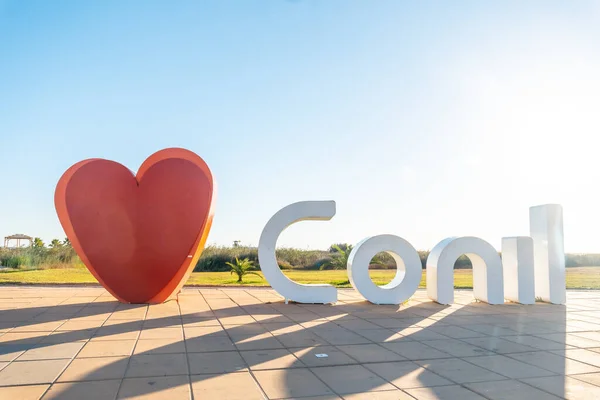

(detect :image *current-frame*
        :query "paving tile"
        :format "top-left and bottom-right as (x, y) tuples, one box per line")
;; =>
(225, 323), (268, 336)
(57, 319), (105, 330)
(406, 385), (487, 399)
(190, 372), (264, 399)
(509, 351), (600, 375)
(126, 353), (188, 378)
(335, 319), (382, 330)
(382, 342), (451, 360)
(102, 319), (144, 330)
(182, 318), (220, 327)
(521, 375), (600, 400)
(277, 397), (341, 400)
(77, 339), (136, 358)
(218, 315), (256, 325)
(185, 336), (236, 352)
(368, 318), (419, 329)
(241, 349), (304, 370)
(133, 338), (186, 355)
(118, 375), (191, 399)
(233, 332), (285, 350)
(421, 338), (493, 357)
(0, 384), (49, 399)
(365, 361), (453, 388)
(253, 368), (334, 398)
(92, 327), (140, 341)
(0, 332), (49, 345)
(188, 351), (246, 374)
(139, 327), (183, 340)
(463, 354), (556, 378)
(311, 328), (372, 345)
(536, 333), (600, 348)
(572, 372), (600, 386)
(142, 317), (182, 329)
(44, 379), (121, 400)
(343, 389), (414, 399)
(292, 345), (357, 367)
(312, 364), (395, 394)
(571, 331), (600, 342)
(18, 342), (85, 361)
(58, 356), (128, 382)
(464, 324), (520, 336)
(0, 359), (71, 386)
(41, 329), (97, 343)
(557, 348), (600, 367)
(275, 331), (330, 347)
(0, 346), (27, 362)
(462, 336), (539, 354)
(415, 358), (506, 383)
(508, 323), (562, 336)
(183, 326), (227, 338)
(355, 328), (404, 343)
(12, 321), (66, 333)
(427, 325), (487, 338)
(465, 379), (562, 400)
(337, 344), (406, 363)
(500, 334), (574, 350)
(396, 328), (449, 341)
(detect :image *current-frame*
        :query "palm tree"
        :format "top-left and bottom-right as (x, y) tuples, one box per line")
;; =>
(49, 239), (63, 249)
(320, 244), (389, 270)
(320, 244), (353, 270)
(226, 257), (262, 283)
(62, 237), (71, 247)
(32, 237), (45, 248)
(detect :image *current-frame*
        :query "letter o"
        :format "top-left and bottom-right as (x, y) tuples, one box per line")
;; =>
(347, 235), (422, 305)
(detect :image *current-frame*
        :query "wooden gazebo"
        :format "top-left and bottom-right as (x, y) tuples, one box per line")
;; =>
(3, 234), (33, 248)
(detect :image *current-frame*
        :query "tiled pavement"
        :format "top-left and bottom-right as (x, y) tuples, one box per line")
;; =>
(0, 287), (598, 399)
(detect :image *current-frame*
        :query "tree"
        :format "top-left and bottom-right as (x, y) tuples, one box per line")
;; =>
(226, 257), (262, 283)
(328, 243), (352, 253)
(320, 244), (353, 270)
(321, 244), (389, 270)
(62, 237), (71, 247)
(32, 238), (45, 248)
(49, 239), (63, 249)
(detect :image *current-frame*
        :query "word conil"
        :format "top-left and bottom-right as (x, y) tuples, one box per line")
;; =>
(258, 201), (565, 306)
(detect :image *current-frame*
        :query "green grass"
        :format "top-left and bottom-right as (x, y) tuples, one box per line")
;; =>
(1, 266), (599, 289)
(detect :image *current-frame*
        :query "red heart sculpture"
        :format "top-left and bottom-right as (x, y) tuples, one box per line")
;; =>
(55, 148), (215, 303)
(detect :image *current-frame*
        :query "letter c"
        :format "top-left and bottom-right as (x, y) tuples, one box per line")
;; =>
(258, 201), (338, 304)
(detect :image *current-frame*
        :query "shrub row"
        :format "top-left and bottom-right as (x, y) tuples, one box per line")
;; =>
(0, 246), (79, 269)
(193, 246), (468, 272)
(2, 244), (598, 272)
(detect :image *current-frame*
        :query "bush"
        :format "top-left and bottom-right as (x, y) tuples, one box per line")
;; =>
(4, 241), (591, 272)
(195, 246), (259, 272)
(0, 254), (29, 268)
(566, 253), (600, 267)
(0, 245), (79, 269)
(194, 245), (329, 272)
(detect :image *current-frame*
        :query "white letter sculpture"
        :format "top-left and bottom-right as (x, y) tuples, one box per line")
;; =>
(258, 201), (338, 304)
(530, 204), (565, 304)
(427, 237), (504, 305)
(502, 237), (535, 304)
(348, 235), (422, 305)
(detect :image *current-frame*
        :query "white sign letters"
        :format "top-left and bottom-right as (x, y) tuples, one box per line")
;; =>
(258, 201), (566, 306)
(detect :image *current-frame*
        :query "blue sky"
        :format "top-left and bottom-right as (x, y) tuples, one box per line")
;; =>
(1, 1), (599, 252)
